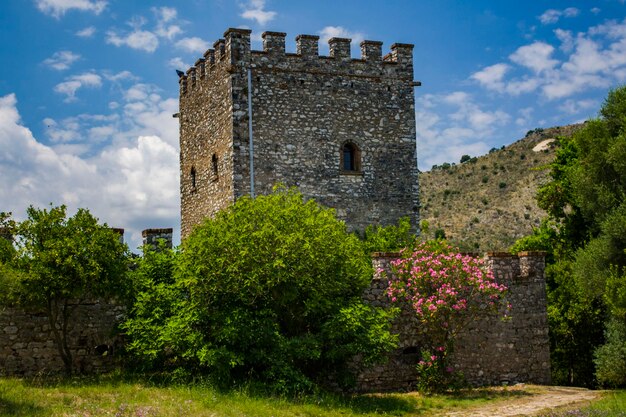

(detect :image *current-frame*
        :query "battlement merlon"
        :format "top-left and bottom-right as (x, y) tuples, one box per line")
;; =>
(217, 28), (414, 67)
(179, 29), (417, 96)
(296, 34), (319, 57)
(262, 31), (287, 55)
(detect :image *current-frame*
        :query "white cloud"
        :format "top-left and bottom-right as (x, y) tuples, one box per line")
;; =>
(415, 93), (509, 168)
(240, 0), (277, 25)
(105, 7), (186, 52)
(153, 6), (177, 23)
(35, 0), (107, 18)
(175, 37), (210, 53)
(319, 26), (365, 44)
(539, 9), (561, 25)
(1, 92), (180, 250)
(76, 26), (96, 37)
(106, 29), (159, 52)
(168, 57), (187, 69)
(104, 70), (137, 82)
(153, 6), (182, 40)
(43, 50), (81, 71)
(470, 63), (509, 91)
(473, 18), (626, 100)
(54, 72), (102, 102)
(318, 26), (366, 55)
(558, 99), (598, 115)
(515, 107), (534, 127)
(44, 117), (79, 143)
(555, 29), (574, 52)
(509, 42), (558, 73)
(591, 7), (601, 14)
(539, 7), (579, 25)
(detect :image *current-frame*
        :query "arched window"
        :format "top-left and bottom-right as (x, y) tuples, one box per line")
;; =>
(341, 142), (361, 172)
(190, 166), (197, 189)
(211, 153), (218, 178)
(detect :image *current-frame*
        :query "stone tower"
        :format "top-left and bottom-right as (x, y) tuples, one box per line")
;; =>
(178, 28), (420, 239)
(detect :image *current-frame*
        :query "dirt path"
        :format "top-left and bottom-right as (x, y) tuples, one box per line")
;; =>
(443, 385), (602, 417)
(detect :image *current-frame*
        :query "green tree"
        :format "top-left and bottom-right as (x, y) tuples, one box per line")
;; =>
(126, 187), (397, 391)
(123, 242), (179, 370)
(513, 85), (626, 386)
(362, 216), (416, 254)
(2, 205), (128, 375)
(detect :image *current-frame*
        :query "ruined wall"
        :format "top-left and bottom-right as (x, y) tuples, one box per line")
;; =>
(178, 28), (420, 237)
(0, 300), (124, 376)
(357, 251), (550, 392)
(0, 229), (173, 376)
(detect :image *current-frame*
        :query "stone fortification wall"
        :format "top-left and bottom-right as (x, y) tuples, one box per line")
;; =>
(358, 251), (550, 392)
(179, 28), (420, 238)
(0, 229), (172, 376)
(0, 300), (124, 376)
(178, 34), (238, 239)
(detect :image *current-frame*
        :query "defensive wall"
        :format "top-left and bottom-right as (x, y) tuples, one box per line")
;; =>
(0, 228), (170, 376)
(1, 227), (550, 391)
(178, 28), (420, 238)
(356, 251), (551, 391)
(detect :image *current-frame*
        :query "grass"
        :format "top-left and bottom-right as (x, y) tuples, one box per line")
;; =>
(538, 390), (626, 417)
(0, 375), (544, 417)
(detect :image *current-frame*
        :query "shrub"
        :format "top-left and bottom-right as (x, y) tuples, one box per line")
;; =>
(595, 318), (626, 387)
(128, 186), (397, 391)
(381, 241), (509, 393)
(363, 217), (416, 254)
(499, 182), (507, 189)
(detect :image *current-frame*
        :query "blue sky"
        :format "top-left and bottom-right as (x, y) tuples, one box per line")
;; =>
(1, 0), (625, 249)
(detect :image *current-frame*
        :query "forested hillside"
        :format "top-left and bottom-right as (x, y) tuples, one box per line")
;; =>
(419, 124), (582, 251)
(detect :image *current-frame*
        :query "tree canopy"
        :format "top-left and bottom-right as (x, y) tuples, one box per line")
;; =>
(1, 205), (129, 375)
(514, 85), (626, 387)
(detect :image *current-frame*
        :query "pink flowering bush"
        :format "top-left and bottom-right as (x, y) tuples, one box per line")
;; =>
(381, 240), (510, 392)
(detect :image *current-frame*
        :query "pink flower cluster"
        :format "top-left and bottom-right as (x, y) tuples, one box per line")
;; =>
(385, 242), (509, 336)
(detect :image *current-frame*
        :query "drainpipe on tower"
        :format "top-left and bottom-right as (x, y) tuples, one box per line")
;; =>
(247, 68), (255, 198)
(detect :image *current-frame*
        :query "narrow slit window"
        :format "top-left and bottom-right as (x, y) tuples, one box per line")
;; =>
(190, 166), (197, 189)
(211, 154), (218, 177)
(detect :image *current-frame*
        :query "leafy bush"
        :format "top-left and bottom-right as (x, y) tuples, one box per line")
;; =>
(595, 318), (626, 387)
(123, 242), (179, 370)
(127, 186), (397, 391)
(362, 216), (416, 254)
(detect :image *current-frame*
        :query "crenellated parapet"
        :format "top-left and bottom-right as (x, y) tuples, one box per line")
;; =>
(178, 28), (416, 97)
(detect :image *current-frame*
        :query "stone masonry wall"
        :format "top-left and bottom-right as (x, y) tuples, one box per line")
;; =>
(357, 251), (550, 392)
(178, 34), (239, 239)
(179, 28), (420, 238)
(0, 250), (549, 385)
(0, 300), (124, 376)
